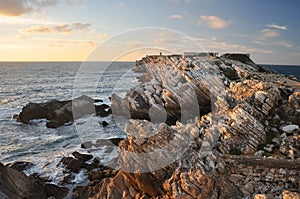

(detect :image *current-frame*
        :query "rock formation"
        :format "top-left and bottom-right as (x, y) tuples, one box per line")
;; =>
(16, 95), (111, 128)
(7, 53), (300, 198)
(77, 54), (300, 198)
(0, 162), (68, 199)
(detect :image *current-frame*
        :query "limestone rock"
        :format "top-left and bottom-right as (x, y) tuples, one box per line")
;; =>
(282, 190), (300, 199)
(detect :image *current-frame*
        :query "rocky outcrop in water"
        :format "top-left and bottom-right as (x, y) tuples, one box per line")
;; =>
(16, 95), (111, 128)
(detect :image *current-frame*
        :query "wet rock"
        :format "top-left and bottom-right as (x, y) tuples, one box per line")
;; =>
(44, 184), (68, 199)
(17, 95), (108, 128)
(59, 157), (86, 173)
(72, 186), (87, 199)
(95, 104), (111, 117)
(6, 161), (34, 172)
(101, 121), (109, 126)
(0, 162), (47, 199)
(72, 151), (93, 162)
(0, 162), (67, 199)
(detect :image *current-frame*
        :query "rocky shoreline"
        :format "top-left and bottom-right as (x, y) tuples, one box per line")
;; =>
(1, 53), (299, 198)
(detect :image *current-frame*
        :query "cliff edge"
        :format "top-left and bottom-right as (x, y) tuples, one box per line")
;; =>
(72, 54), (300, 199)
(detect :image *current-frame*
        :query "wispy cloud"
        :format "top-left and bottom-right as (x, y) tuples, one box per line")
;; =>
(194, 36), (272, 54)
(20, 22), (91, 34)
(0, 0), (84, 16)
(275, 40), (292, 48)
(254, 40), (292, 48)
(198, 15), (230, 29)
(260, 28), (279, 39)
(266, 23), (288, 30)
(169, 14), (184, 19)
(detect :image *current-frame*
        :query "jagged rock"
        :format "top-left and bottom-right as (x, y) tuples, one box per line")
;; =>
(254, 194), (267, 199)
(220, 53), (258, 68)
(102, 121), (109, 126)
(279, 135), (300, 159)
(45, 184), (68, 199)
(282, 190), (300, 199)
(59, 157), (86, 173)
(95, 104), (111, 117)
(72, 151), (93, 162)
(279, 91), (300, 124)
(6, 161), (34, 172)
(17, 95), (110, 128)
(0, 162), (68, 199)
(280, 124), (299, 134)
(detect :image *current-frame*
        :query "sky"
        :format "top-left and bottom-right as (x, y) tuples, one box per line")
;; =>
(0, 0), (299, 64)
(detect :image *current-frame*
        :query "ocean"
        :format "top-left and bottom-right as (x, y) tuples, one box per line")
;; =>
(0, 62), (299, 184)
(262, 64), (300, 79)
(0, 61), (139, 184)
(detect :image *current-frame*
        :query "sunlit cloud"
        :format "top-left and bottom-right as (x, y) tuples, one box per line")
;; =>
(20, 25), (53, 34)
(266, 23), (288, 31)
(198, 15), (230, 29)
(169, 14), (184, 19)
(0, 0), (84, 17)
(260, 28), (279, 39)
(19, 22), (92, 34)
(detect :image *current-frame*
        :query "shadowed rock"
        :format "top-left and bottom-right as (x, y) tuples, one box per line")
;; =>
(17, 95), (111, 128)
(0, 162), (68, 199)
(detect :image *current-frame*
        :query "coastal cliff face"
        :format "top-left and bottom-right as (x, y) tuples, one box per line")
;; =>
(76, 54), (300, 199)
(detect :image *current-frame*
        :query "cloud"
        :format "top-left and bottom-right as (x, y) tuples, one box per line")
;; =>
(0, 0), (58, 16)
(0, 0), (84, 16)
(194, 36), (272, 54)
(260, 28), (279, 39)
(275, 40), (292, 48)
(20, 22), (91, 34)
(254, 40), (292, 48)
(154, 38), (178, 44)
(20, 25), (53, 33)
(266, 23), (288, 30)
(169, 14), (184, 19)
(198, 15), (229, 29)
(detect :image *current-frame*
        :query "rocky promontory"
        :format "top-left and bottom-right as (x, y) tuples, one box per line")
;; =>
(78, 53), (299, 198)
(3, 53), (300, 198)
